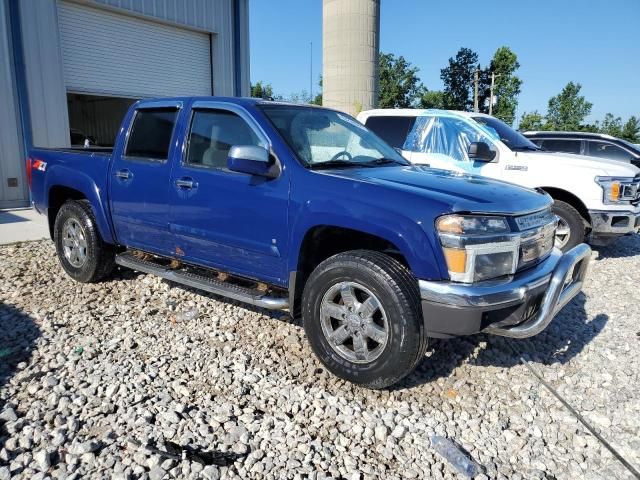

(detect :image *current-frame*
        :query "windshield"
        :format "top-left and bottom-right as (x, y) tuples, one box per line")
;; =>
(259, 105), (409, 168)
(471, 115), (540, 151)
(619, 138), (640, 155)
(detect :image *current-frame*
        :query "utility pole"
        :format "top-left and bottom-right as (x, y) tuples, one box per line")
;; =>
(489, 71), (501, 116)
(473, 68), (479, 112)
(310, 42), (313, 102)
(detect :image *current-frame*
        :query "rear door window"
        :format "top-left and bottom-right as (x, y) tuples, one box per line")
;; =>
(587, 141), (631, 162)
(125, 108), (179, 161)
(540, 139), (581, 154)
(364, 116), (416, 149)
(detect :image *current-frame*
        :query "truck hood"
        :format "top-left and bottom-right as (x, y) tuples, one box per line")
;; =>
(321, 165), (551, 215)
(517, 150), (640, 177)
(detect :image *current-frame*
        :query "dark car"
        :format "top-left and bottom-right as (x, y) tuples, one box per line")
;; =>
(523, 131), (640, 168)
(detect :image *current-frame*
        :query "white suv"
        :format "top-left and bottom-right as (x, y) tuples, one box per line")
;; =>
(358, 109), (640, 251)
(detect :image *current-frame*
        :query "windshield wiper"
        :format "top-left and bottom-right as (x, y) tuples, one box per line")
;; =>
(308, 157), (409, 170)
(308, 160), (371, 170)
(367, 157), (409, 166)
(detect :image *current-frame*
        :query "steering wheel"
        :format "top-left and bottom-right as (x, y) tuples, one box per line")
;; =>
(330, 150), (353, 161)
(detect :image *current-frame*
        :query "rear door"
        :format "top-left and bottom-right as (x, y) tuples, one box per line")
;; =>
(109, 101), (181, 254)
(586, 140), (634, 162)
(168, 102), (289, 284)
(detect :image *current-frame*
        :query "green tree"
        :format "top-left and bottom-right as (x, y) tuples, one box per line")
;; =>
(440, 47), (479, 110)
(546, 82), (592, 130)
(579, 122), (600, 133)
(310, 76), (323, 105)
(250, 81), (274, 99)
(378, 52), (425, 108)
(599, 113), (623, 137)
(287, 90), (312, 104)
(419, 90), (447, 109)
(518, 111), (546, 131)
(485, 47), (523, 125)
(621, 116), (640, 142)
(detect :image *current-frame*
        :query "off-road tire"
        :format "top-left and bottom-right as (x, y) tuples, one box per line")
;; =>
(302, 249), (427, 389)
(54, 200), (115, 283)
(552, 199), (586, 252)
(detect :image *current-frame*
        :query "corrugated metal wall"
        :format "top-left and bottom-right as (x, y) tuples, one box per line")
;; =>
(58, 2), (213, 98)
(87, 0), (248, 96)
(0, 0), (28, 208)
(18, 0), (249, 149)
(19, 0), (70, 149)
(0, 0), (249, 207)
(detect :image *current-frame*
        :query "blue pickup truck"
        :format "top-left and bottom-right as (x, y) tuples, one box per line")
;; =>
(28, 97), (591, 388)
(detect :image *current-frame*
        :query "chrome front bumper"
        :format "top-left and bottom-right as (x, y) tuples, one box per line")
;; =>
(419, 244), (591, 339)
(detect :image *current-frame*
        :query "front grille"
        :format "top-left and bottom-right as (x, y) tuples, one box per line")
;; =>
(623, 175), (640, 203)
(514, 208), (555, 231)
(513, 209), (557, 272)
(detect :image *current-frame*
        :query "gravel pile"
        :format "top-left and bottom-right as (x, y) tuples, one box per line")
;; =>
(1, 237), (639, 479)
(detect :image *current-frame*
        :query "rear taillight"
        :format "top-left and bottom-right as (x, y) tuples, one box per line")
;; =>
(26, 157), (33, 188)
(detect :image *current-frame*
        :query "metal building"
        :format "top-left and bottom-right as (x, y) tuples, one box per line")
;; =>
(0, 0), (250, 209)
(322, 0), (380, 116)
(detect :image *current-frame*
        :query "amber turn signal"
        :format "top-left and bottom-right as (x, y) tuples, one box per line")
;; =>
(442, 247), (467, 273)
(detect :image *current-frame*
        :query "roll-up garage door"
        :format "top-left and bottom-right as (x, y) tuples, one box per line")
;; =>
(57, 1), (212, 98)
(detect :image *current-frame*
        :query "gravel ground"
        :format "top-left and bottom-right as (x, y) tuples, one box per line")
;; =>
(0, 237), (639, 479)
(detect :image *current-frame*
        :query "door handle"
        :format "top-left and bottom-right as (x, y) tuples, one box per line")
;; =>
(175, 178), (197, 189)
(115, 169), (132, 180)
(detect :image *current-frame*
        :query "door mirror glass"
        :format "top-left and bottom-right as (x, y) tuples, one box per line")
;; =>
(468, 141), (497, 162)
(228, 145), (279, 178)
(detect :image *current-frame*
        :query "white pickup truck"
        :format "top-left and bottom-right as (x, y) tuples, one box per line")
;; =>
(358, 109), (640, 251)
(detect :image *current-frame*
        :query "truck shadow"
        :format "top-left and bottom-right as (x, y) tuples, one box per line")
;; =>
(593, 233), (640, 259)
(0, 302), (41, 450)
(399, 292), (608, 390)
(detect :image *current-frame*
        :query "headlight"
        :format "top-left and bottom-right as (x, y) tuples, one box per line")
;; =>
(436, 213), (556, 283)
(595, 176), (640, 204)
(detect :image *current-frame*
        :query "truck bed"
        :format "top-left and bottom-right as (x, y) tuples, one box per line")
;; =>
(29, 147), (115, 242)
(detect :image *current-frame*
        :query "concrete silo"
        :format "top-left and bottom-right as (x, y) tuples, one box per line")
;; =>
(322, 0), (380, 116)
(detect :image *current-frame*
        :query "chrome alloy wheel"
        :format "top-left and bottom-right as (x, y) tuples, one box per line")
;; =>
(62, 218), (88, 268)
(555, 215), (571, 249)
(320, 281), (389, 364)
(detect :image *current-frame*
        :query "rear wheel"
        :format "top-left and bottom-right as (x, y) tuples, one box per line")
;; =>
(302, 250), (426, 389)
(552, 200), (586, 252)
(54, 200), (115, 283)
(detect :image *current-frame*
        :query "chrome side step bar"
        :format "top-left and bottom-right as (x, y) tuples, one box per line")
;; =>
(115, 252), (289, 310)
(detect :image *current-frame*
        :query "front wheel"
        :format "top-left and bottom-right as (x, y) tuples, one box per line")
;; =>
(552, 200), (586, 252)
(54, 200), (115, 283)
(301, 250), (427, 389)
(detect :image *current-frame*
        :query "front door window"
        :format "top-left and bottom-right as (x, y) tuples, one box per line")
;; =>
(404, 116), (497, 163)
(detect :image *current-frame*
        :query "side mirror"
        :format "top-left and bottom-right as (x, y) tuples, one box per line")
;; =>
(468, 141), (497, 162)
(227, 145), (280, 178)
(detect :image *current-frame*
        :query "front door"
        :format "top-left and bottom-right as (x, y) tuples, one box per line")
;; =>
(110, 104), (181, 255)
(168, 103), (289, 285)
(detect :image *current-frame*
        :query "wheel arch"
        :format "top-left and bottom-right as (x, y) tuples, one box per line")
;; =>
(289, 224), (435, 317)
(540, 187), (591, 226)
(47, 184), (115, 244)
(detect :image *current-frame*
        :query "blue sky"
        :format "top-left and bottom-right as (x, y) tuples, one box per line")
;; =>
(249, 0), (640, 123)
